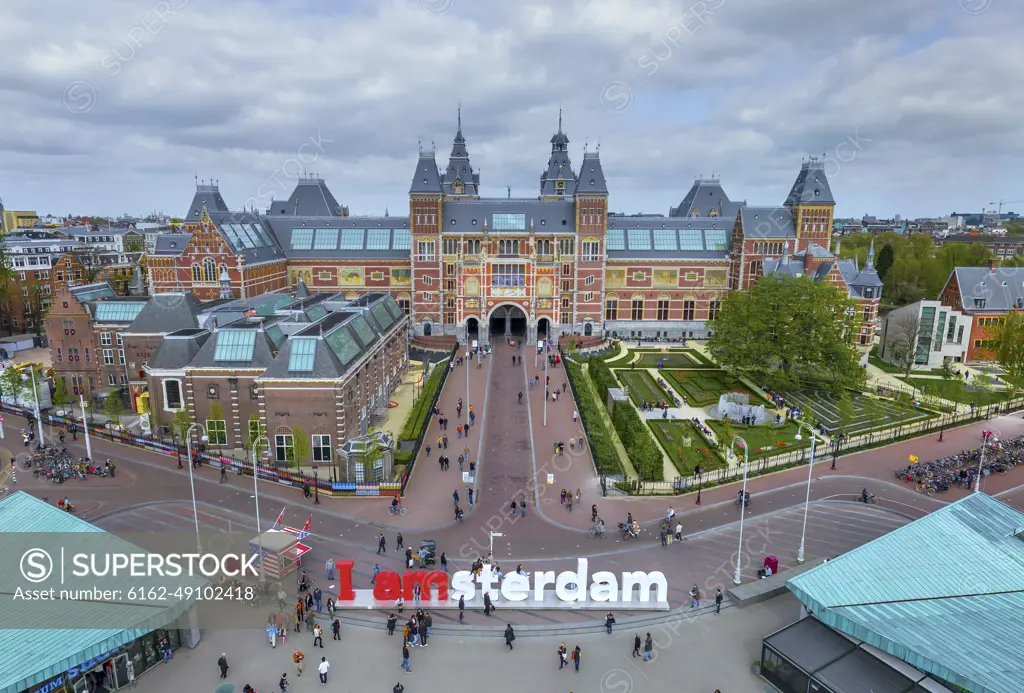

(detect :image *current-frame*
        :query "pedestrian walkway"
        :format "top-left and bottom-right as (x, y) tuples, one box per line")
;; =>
(131, 590), (800, 693)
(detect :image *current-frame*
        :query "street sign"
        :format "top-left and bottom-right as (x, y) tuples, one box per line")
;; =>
(546, 473), (554, 484)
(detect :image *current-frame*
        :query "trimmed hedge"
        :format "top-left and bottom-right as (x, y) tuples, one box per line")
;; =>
(399, 364), (446, 443)
(611, 400), (664, 481)
(564, 358), (623, 476)
(589, 356), (618, 404)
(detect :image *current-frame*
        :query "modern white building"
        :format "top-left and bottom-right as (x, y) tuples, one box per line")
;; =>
(877, 300), (971, 370)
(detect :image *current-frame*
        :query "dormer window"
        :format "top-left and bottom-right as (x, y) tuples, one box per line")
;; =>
(691, 209), (699, 217)
(452, 178), (464, 195)
(709, 209), (718, 217)
(974, 298), (986, 309)
(555, 180), (565, 194)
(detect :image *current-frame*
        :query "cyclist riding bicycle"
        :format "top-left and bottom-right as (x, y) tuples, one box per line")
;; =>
(861, 488), (870, 503)
(391, 495), (401, 510)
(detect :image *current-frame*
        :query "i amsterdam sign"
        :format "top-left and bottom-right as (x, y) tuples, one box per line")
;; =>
(332, 558), (670, 610)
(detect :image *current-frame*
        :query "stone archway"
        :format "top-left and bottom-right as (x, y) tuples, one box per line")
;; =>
(584, 322), (593, 336)
(466, 317), (480, 341)
(423, 322), (432, 337)
(488, 304), (528, 338)
(537, 317), (550, 340)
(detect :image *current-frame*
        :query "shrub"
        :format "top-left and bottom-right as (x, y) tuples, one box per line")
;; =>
(564, 358), (623, 476)
(589, 356), (618, 404)
(611, 401), (664, 481)
(399, 364), (446, 443)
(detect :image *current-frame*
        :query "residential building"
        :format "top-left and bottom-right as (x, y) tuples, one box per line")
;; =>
(938, 233), (1024, 261)
(0, 203), (39, 234)
(939, 262), (1024, 362)
(145, 113), (874, 346)
(877, 300), (970, 369)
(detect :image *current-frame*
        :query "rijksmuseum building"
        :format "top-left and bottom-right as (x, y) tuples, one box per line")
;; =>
(148, 112), (881, 347)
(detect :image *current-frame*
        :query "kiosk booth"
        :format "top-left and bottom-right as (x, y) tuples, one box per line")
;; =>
(248, 528), (311, 581)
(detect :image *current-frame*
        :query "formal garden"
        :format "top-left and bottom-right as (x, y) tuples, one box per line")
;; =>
(604, 348), (717, 369)
(648, 420), (725, 475)
(616, 369), (674, 406)
(777, 386), (936, 436)
(704, 418), (810, 460)
(662, 369), (770, 407)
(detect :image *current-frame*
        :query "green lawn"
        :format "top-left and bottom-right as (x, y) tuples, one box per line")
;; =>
(902, 377), (1010, 406)
(616, 369), (673, 406)
(648, 420), (726, 475)
(604, 348), (716, 369)
(868, 355), (904, 374)
(705, 419), (810, 459)
(662, 370), (770, 407)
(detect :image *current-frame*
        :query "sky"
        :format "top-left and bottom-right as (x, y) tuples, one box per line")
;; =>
(1, 0), (1022, 220)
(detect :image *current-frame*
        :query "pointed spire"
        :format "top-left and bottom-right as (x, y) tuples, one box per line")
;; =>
(558, 106), (563, 134)
(457, 102), (462, 137)
(782, 241), (790, 263)
(866, 239), (875, 268)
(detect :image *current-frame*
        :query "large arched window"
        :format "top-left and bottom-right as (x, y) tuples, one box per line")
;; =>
(191, 264), (201, 282)
(203, 258), (216, 282)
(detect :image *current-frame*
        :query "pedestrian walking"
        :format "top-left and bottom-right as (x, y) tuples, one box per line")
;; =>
(217, 654), (229, 678)
(325, 559), (334, 580)
(468, 487), (474, 506)
(377, 534), (386, 554)
(643, 633), (653, 661)
(396, 533), (404, 551)
(483, 592), (494, 616)
(372, 563), (380, 584)
(715, 588), (723, 615)
(440, 552), (448, 573)
(453, 489), (459, 506)
(632, 634), (641, 657)
(386, 613), (398, 635)
(313, 624), (323, 648)
(317, 657), (329, 686)
(418, 616), (428, 647)
(504, 624), (516, 650)
(518, 391), (523, 404)
(279, 673), (289, 693)
(690, 584), (701, 608)
(572, 645), (582, 671)
(558, 643), (568, 669)
(332, 619), (341, 640)
(605, 612), (616, 634)
(313, 587), (322, 612)
(401, 644), (411, 672)
(572, 409), (577, 422)
(292, 650), (305, 676)
(458, 594), (465, 621)
(394, 684), (404, 693)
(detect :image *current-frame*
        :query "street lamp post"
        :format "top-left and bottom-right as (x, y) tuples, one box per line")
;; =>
(731, 436), (749, 585)
(794, 423), (818, 565)
(974, 431), (995, 493)
(489, 531), (503, 558)
(29, 368), (44, 448)
(79, 393), (93, 462)
(185, 423), (208, 553)
(465, 349), (470, 421)
(252, 434), (270, 582)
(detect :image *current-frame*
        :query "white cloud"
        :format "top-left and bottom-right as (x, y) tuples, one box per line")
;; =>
(0, 0), (1021, 218)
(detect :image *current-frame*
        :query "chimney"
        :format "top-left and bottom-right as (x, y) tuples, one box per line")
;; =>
(989, 259), (997, 273)
(834, 239), (841, 257)
(804, 249), (814, 274)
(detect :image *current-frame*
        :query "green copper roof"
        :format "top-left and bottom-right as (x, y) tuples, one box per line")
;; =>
(787, 493), (1024, 693)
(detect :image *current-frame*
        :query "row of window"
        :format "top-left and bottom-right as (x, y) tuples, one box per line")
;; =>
(417, 238), (584, 261)
(977, 317), (1005, 327)
(191, 259), (229, 283)
(604, 298), (720, 322)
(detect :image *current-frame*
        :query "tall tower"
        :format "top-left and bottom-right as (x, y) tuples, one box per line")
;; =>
(409, 137), (444, 336)
(440, 106), (479, 199)
(572, 138), (610, 337)
(784, 157), (836, 252)
(540, 109), (575, 199)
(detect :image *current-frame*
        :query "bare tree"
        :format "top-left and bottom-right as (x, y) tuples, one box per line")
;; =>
(885, 311), (924, 383)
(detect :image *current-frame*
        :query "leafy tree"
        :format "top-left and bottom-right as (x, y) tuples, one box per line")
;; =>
(707, 275), (864, 393)
(1002, 254), (1024, 268)
(990, 312), (1024, 398)
(103, 393), (125, 426)
(0, 366), (25, 402)
(248, 413), (267, 452)
(52, 376), (73, 408)
(66, 248), (105, 283)
(172, 407), (193, 443)
(290, 425), (310, 471)
(24, 284), (48, 337)
(875, 243), (895, 281)
(1004, 220), (1024, 237)
(885, 311), (924, 383)
(836, 394), (855, 438)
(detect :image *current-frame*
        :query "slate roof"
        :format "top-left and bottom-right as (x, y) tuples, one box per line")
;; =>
(266, 177), (346, 217)
(786, 493), (1024, 693)
(409, 151), (443, 195)
(576, 152), (608, 195)
(147, 329), (211, 370)
(152, 233), (192, 255)
(947, 266), (1024, 312)
(0, 493), (202, 693)
(539, 114), (576, 197)
(186, 183), (230, 218)
(785, 158), (835, 205)
(670, 178), (741, 219)
(739, 206), (795, 238)
(125, 292), (202, 334)
(440, 110), (479, 197)
(442, 198), (576, 233)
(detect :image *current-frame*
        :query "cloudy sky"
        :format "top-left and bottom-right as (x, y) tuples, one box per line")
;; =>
(1, 0), (1021, 219)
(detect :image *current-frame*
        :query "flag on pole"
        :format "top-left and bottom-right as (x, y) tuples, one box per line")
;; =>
(302, 516), (312, 532)
(273, 508), (285, 528)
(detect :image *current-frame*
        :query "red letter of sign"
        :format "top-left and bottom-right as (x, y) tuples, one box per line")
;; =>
(374, 571), (402, 601)
(335, 560), (355, 601)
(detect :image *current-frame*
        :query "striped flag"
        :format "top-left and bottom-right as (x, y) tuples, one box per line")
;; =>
(273, 508), (285, 528)
(302, 516), (312, 532)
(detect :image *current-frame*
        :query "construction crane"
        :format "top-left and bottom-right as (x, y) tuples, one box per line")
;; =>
(989, 199), (1024, 215)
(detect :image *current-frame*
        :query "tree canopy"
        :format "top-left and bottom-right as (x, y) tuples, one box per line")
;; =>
(837, 232), (994, 306)
(990, 312), (1024, 395)
(707, 274), (865, 393)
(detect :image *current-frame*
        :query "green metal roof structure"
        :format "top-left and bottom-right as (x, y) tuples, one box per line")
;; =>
(0, 493), (202, 693)
(787, 493), (1024, 693)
